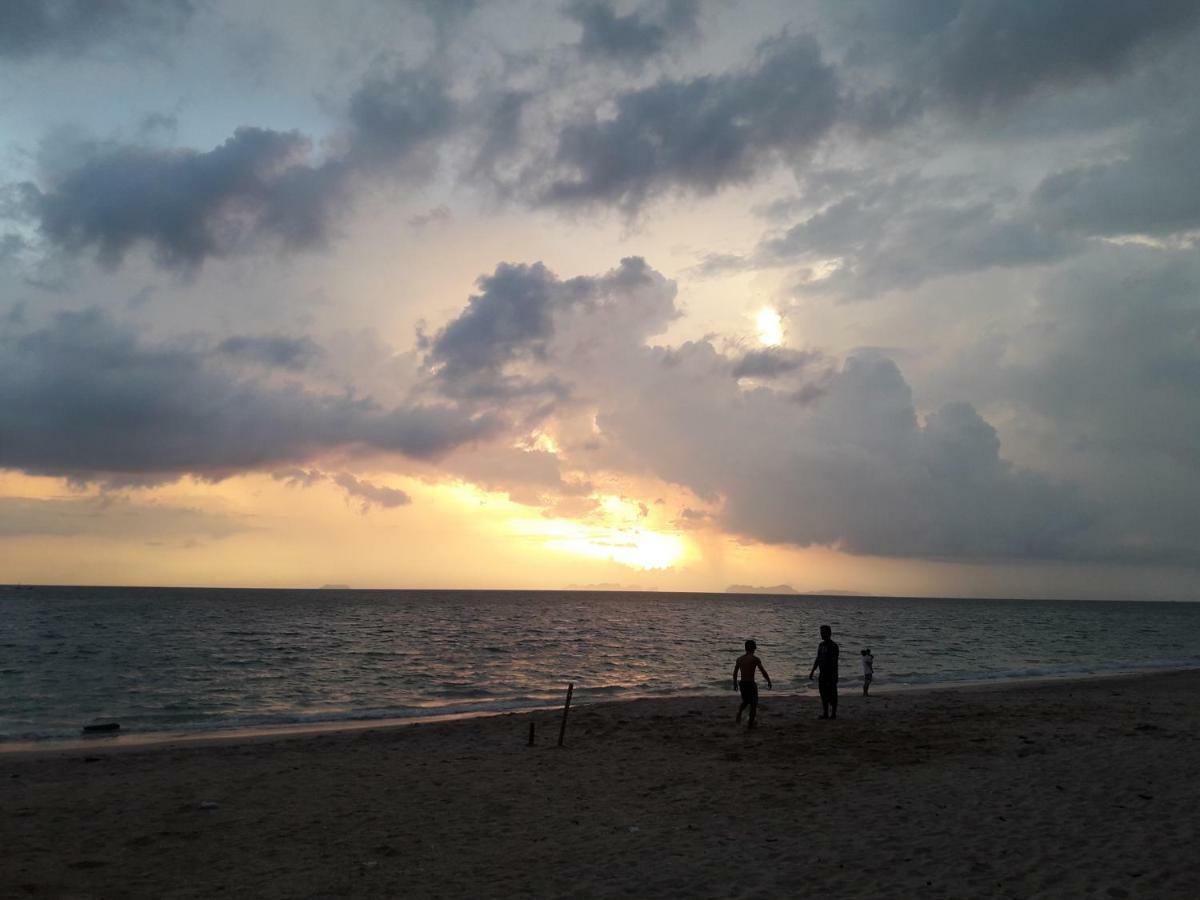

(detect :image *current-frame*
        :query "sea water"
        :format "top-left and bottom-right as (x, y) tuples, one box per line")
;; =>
(2, 586), (1199, 743)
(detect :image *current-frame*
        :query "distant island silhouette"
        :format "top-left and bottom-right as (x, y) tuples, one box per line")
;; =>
(319, 584), (352, 590)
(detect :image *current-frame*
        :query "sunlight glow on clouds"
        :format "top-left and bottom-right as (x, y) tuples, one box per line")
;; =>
(3, 0), (1200, 598)
(755, 307), (784, 346)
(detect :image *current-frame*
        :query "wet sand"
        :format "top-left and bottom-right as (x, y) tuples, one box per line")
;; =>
(3, 670), (1199, 898)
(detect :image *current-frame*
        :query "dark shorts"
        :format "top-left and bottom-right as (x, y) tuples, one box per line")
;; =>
(819, 679), (837, 702)
(739, 681), (759, 704)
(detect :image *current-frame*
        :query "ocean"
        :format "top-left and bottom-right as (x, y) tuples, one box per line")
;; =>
(2, 586), (1199, 744)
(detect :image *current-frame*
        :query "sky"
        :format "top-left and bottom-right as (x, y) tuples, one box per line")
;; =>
(1, 0), (1199, 599)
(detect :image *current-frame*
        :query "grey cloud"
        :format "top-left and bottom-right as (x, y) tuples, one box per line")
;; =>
(270, 466), (412, 510)
(1034, 117), (1200, 237)
(272, 467), (325, 488)
(422, 257), (1100, 562)
(834, 0), (1200, 125)
(531, 33), (839, 210)
(0, 0), (196, 59)
(332, 472), (411, 511)
(217, 334), (323, 371)
(758, 173), (1080, 296)
(927, 0), (1200, 112)
(408, 204), (453, 229)
(8, 62), (456, 271)
(426, 256), (676, 398)
(731, 348), (820, 380)
(21, 127), (347, 271)
(346, 67), (457, 172)
(567, 0), (699, 67)
(0, 310), (499, 482)
(587, 343), (1094, 560)
(926, 244), (1200, 566)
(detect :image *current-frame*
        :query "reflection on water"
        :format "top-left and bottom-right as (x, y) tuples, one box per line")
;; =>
(2, 586), (1199, 741)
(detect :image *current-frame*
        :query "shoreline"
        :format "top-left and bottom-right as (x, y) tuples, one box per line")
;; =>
(5, 663), (1198, 757)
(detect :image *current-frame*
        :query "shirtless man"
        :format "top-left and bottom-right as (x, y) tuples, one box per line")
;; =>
(733, 639), (772, 729)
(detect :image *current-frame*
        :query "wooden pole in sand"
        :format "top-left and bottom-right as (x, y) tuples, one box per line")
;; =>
(528, 721), (535, 746)
(557, 682), (574, 747)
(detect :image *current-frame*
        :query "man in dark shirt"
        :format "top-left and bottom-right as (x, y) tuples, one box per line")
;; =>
(808, 624), (840, 719)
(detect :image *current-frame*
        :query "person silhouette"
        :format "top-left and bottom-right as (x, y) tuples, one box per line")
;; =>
(808, 625), (839, 719)
(733, 639), (772, 729)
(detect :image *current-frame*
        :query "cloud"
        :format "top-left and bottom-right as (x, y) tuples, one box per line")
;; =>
(924, 0), (1200, 112)
(731, 348), (820, 380)
(754, 172), (1080, 296)
(0, 0), (196, 60)
(426, 255), (677, 399)
(422, 257), (1100, 562)
(528, 33), (839, 211)
(7, 62), (456, 272)
(566, 0), (700, 68)
(18, 127), (346, 270)
(0, 310), (499, 482)
(1034, 117), (1200, 237)
(408, 204), (453, 229)
(345, 67), (457, 173)
(975, 245), (1200, 564)
(331, 472), (411, 512)
(217, 334), (322, 371)
(833, 0), (1200, 126)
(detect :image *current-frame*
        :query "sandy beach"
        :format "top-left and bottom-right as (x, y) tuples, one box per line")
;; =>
(3, 670), (1199, 899)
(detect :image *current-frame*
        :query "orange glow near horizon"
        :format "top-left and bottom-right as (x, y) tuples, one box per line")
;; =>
(3, 468), (1105, 598)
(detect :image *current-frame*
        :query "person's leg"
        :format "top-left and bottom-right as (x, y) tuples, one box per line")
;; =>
(748, 696), (757, 728)
(863, 674), (871, 697)
(818, 683), (830, 718)
(830, 687), (838, 719)
(736, 698), (748, 723)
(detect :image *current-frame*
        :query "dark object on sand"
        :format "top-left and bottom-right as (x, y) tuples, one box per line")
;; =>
(558, 682), (574, 747)
(82, 722), (120, 734)
(528, 721), (535, 746)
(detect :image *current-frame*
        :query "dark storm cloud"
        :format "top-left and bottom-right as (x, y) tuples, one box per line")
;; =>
(532, 33), (839, 210)
(217, 334), (322, 371)
(566, 0), (699, 67)
(21, 127), (346, 270)
(0, 0), (196, 59)
(0, 310), (499, 481)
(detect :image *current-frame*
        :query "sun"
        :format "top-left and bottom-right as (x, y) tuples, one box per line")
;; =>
(755, 307), (784, 346)
(545, 527), (687, 570)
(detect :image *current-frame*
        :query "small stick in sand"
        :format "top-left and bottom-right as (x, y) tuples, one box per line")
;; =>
(528, 721), (535, 746)
(558, 682), (574, 747)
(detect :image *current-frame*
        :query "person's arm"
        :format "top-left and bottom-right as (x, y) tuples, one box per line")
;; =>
(758, 659), (772, 689)
(732, 660), (740, 690)
(809, 647), (820, 679)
